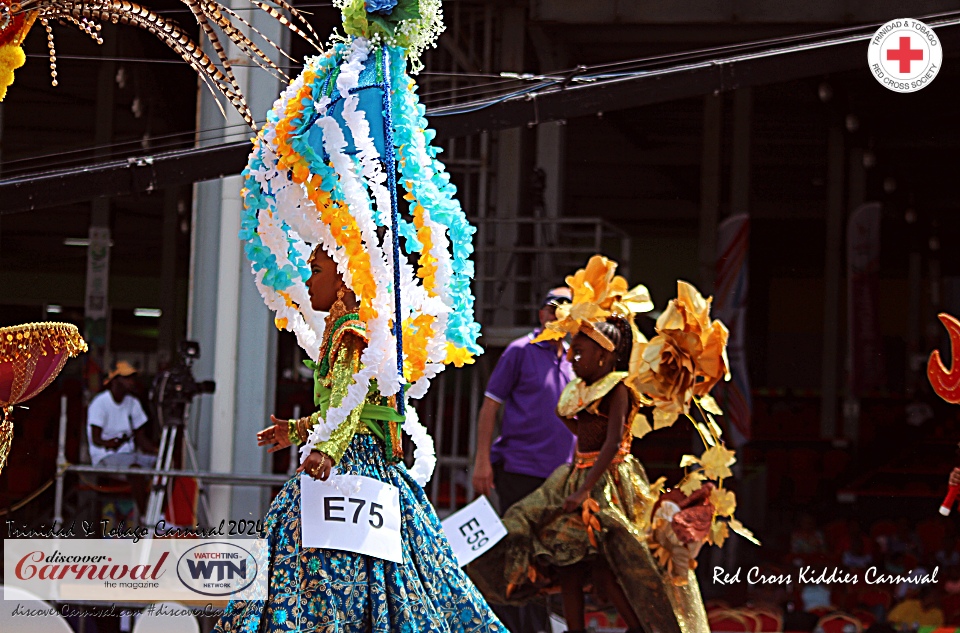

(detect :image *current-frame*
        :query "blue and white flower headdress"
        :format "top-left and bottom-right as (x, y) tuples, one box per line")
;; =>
(240, 0), (480, 484)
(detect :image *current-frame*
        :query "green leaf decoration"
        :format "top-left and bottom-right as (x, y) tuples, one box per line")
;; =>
(364, 0), (420, 37)
(390, 0), (421, 21)
(367, 11), (398, 36)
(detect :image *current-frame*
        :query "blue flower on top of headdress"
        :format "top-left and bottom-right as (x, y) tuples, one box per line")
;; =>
(365, 0), (398, 15)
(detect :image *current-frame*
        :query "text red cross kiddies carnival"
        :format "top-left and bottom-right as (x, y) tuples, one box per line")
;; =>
(887, 36), (924, 73)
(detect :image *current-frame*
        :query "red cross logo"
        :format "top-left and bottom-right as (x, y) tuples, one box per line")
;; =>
(887, 36), (924, 73)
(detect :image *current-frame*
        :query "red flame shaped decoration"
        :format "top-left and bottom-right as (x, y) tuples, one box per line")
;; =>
(928, 313), (960, 405)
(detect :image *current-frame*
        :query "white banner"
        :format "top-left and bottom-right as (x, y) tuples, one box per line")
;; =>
(300, 473), (402, 563)
(440, 496), (507, 567)
(4, 538), (268, 601)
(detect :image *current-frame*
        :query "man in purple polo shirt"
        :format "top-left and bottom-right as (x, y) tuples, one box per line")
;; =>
(472, 287), (576, 512)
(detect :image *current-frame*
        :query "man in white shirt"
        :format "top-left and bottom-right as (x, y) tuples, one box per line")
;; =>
(87, 361), (158, 468)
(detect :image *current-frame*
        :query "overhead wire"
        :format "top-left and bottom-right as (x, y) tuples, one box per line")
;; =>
(3, 61), (522, 172)
(7, 12), (960, 175)
(36, 6), (960, 78)
(432, 11), (960, 115)
(558, 8), (960, 76)
(5, 54), (516, 171)
(0, 73), (522, 173)
(152, 0), (334, 14)
(24, 52), (523, 90)
(428, 81), (560, 117)
(419, 78), (534, 102)
(0, 121), (256, 176)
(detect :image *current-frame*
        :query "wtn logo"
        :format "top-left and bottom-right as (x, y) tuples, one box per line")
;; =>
(185, 559), (247, 581)
(176, 542), (261, 597)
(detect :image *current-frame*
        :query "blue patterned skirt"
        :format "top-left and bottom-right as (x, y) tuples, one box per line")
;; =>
(213, 435), (506, 633)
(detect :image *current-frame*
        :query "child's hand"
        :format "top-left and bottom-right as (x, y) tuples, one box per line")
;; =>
(257, 415), (292, 452)
(298, 450), (334, 481)
(562, 489), (588, 513)
(950, 467), (960, 487)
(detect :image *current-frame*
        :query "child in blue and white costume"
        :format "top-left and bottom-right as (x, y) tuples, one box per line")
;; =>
(214, 1), (504, 630)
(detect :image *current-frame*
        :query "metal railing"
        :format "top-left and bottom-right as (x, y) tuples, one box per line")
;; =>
(52, 396), (290, 527)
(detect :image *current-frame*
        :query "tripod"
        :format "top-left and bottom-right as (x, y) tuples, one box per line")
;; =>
(144, 404), (212, 526)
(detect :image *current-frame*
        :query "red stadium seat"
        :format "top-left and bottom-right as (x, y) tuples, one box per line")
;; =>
(708, 608), (759, 632)
(816, 612), (863, 633)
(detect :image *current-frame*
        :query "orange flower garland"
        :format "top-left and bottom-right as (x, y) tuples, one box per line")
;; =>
(271, 72), (380, 324)
(399, 193), (441, 381)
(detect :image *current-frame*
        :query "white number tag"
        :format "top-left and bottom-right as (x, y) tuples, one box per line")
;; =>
(300, 474), (402, 564)
(440, 496), (507, 567)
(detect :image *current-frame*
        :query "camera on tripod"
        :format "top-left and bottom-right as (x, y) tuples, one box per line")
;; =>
(151, 340), (216, 426)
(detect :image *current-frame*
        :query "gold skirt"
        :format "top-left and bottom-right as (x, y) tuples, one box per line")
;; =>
(466, 454), (709, 633)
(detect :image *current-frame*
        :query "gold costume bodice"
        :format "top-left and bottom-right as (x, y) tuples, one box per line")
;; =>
(556, 371), (640, 454)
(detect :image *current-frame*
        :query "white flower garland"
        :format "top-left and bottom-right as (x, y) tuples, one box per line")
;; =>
(407, 203), (453, 399)
(247, 174), (324, 356)
(401, 400), (436, 485)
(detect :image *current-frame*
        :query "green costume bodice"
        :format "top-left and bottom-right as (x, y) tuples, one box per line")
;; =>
(288, 313), (405, 464)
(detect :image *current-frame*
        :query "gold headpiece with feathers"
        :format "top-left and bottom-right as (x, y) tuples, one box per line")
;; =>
(0, 0), (321, 127)
(532, 254), (653, 351)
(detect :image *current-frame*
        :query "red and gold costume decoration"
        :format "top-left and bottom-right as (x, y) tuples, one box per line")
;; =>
(0, 322), (87, 474)
(931, 313), (960, 515)
(929, 313), (960, 404)
(0, 0), (35, 101)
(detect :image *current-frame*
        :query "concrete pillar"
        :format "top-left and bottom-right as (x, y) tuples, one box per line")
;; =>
(490, 6), (526, 326)
(188, 7), (284, 523)
(843, 149), (865, 441)
(699, 94), (722, 294)
(84, 39), (117, 388)
(731, 89), (752, 216)
(820, 125), (844, 439)
(157, 189), (182, 366)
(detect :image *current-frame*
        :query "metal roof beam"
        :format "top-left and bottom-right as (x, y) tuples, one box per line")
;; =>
(2, 19), (959, 212)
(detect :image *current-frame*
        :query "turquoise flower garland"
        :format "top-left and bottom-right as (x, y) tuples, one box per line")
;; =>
(389, 48), (481, 354)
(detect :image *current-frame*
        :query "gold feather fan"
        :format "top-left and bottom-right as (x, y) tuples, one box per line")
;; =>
(0, 0), (321, 128)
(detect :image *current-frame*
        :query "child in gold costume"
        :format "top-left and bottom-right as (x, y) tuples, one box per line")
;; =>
(467, 315), (709, 633)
